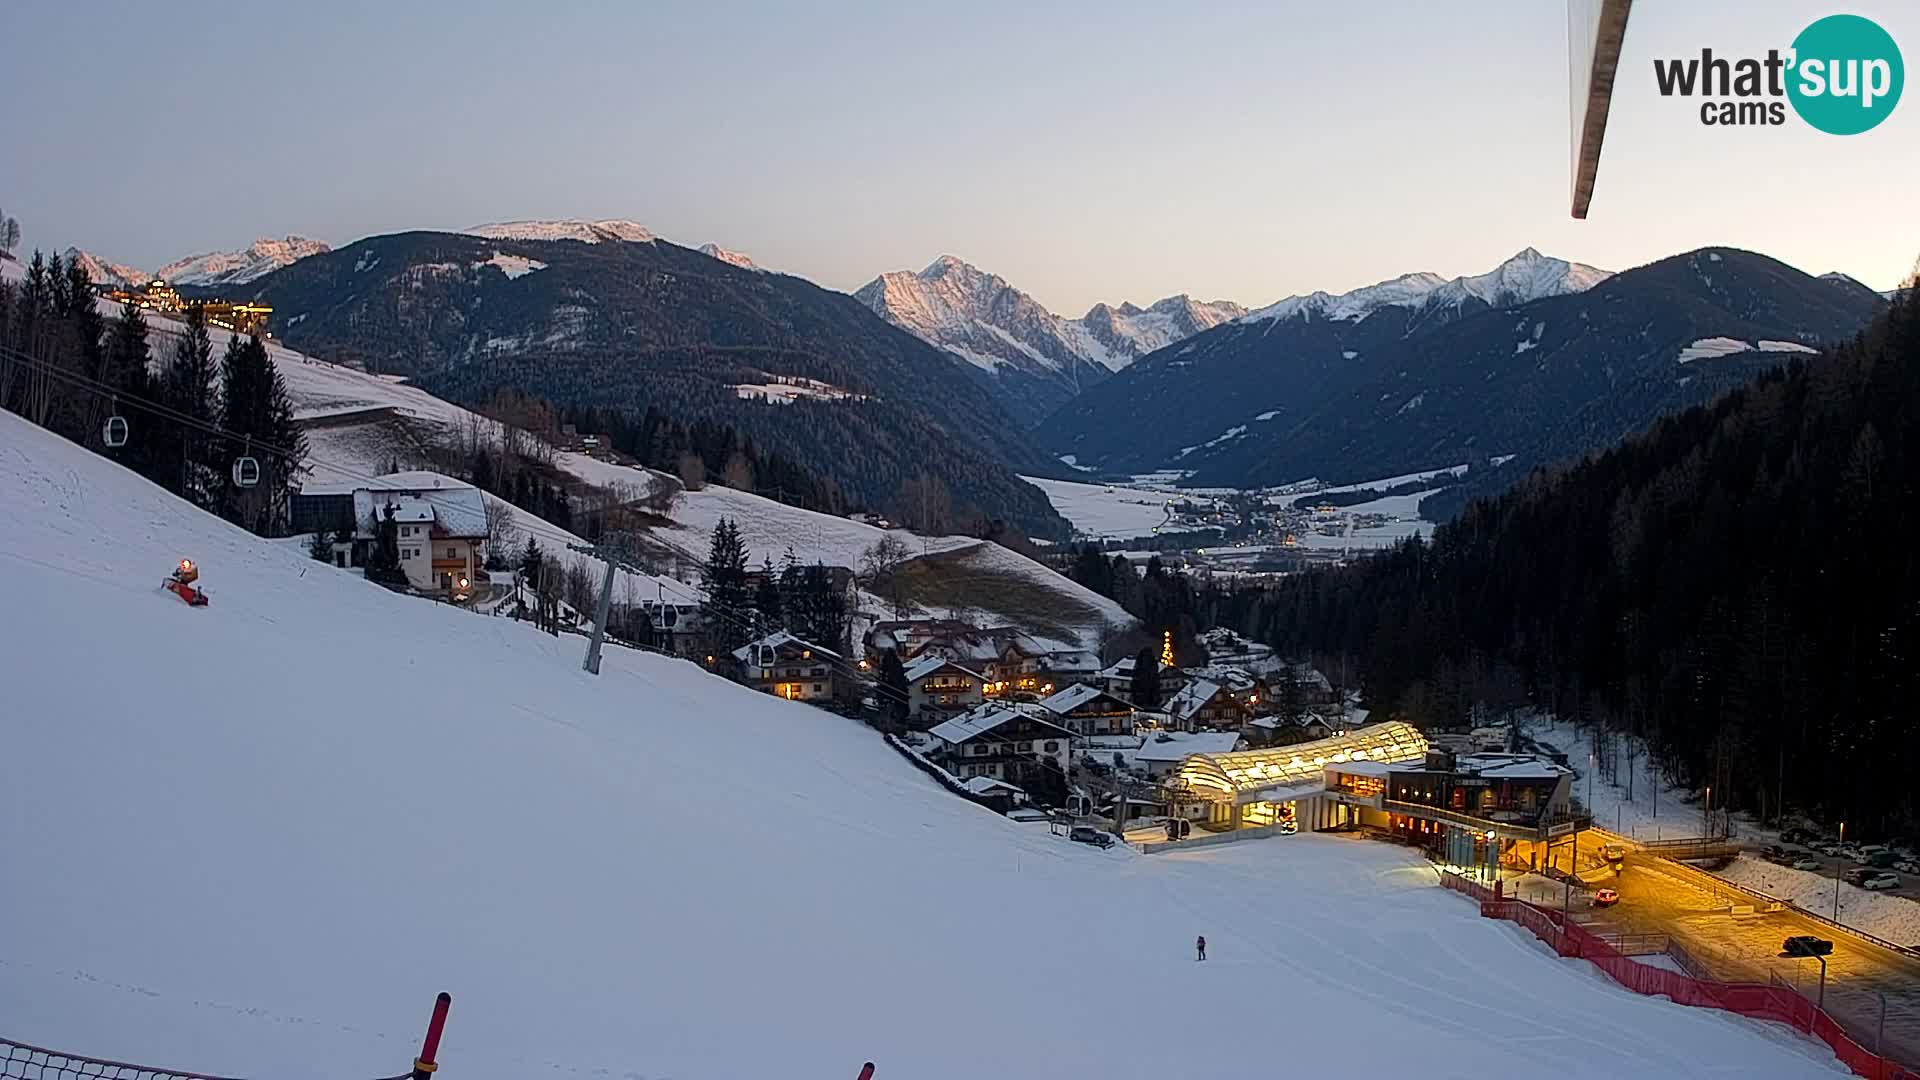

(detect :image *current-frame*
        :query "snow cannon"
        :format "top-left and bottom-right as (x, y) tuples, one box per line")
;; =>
(165, 559), (208, 606)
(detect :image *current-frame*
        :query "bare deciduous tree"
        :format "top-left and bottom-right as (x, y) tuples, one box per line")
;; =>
(677, 452), (707, 490)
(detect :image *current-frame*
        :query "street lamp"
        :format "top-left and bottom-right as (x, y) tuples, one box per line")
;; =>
(1704, 785), (1712, 839)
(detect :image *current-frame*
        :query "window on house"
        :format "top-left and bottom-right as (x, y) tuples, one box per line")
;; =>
(812, 683), (823, 693)
(1044, 741), (1058, 753)
(446, 547), (457, 560)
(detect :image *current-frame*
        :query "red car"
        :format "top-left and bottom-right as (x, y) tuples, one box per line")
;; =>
(1592, 889), (1620, 908)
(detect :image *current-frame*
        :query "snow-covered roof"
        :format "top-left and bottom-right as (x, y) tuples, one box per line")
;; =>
(904, 654), (983, 683)
(929, 706), (1069, 746)
(1135, 732), (1242, 763)
(961, 775), (1024, 797)
(351, 477), (488, 539)
(730, 630), (839, 664)
(1099, 656), (1136, 679)
(1037, 683), (1127, 715)
(1165, 679), (1225, 723)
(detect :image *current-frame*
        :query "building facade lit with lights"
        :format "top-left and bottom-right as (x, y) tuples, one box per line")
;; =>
(1164, 722), (1586, 860)
(102, 280), (274, 336)
(732, 631), (845, 703)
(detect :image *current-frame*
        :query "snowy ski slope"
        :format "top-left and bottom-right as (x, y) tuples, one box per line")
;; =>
(0, 412), (1846, 1078)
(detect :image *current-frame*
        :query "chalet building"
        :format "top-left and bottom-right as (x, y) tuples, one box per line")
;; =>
(1098, 656), (1188, 704)
(929, 705), (1073, 782)
(904, 655), (985, 723)
(1322, 748), (1580, 865)
(294, 472), (488, 598)
(732, 631), (844, 703)
(1245, 713), (1334, 748)
(1164, 679), (1252, 733)
(1036, 683), (1137, 738)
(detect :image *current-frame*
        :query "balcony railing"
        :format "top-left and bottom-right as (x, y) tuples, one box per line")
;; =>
(1381, 800), (1591, 840)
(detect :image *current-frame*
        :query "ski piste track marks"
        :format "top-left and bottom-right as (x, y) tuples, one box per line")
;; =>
(1152, 847), (1835, 1076)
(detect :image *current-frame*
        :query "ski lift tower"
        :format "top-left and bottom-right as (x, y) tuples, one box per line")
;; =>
(568, 532), (651, 675)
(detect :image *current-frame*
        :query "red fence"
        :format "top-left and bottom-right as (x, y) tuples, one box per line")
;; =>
(1462, 885), (1919, 1080)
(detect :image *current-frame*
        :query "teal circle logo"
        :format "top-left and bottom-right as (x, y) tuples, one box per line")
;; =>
(1788, 14), (1903, 135)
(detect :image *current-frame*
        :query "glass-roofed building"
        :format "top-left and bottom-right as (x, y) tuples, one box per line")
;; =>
(1170, 721), (1429, 831)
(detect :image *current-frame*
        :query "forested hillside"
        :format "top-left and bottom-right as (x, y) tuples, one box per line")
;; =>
(245, 232), (1069, 537)
(1262, 284), (1919, 834)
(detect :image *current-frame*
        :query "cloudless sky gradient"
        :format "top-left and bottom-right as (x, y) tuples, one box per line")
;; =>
(5, 0), (1915, 311)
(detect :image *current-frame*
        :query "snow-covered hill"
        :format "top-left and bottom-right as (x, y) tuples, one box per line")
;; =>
(463, 219), (657, 244)
(1243, 248), (1609, 324)
(157, 236), (331, 288)
(114, 301), (1122, 643)
(0, 409), (1847, 1079)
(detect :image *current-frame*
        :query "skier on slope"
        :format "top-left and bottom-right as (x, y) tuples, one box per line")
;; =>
(1195, 935), (1206, 961)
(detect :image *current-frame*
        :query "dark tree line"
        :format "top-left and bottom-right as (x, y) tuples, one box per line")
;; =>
(700, 517), (849, 660)
(1258, 287), (1920, 836)
(0, 251), (304, 533)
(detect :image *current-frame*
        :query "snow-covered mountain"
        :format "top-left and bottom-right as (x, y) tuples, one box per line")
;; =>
(1243, 248), (1609, 324)
(65, 247), (149, 288)
(857, 255), (1242, 378)
(854, 255), (1243, 424)
(156, 236), (330, 288)
(464, 219), (657, 244)
(698, 243), (760, 271)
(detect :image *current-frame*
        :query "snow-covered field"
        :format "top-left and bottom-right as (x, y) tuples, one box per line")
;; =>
(0, 412), (1848, 1078)
(1719, 858), (1920, 947)
(1019, 475), (1176, 540)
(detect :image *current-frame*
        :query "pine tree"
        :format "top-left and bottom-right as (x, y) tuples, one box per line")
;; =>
(102, 302), (150, 469)
(879, 647), (910, 731)
(700, 517), (752, 654)
(365, 504), (405, 585)
(215, 334), (305, 534)
(309, 530), (335, 562)
(1131, 646), (1162, 709)
(753, 556), (783, 634)
(157, 307), (217, 505)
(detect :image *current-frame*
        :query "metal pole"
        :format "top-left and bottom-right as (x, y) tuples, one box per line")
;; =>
(583, 555), (617, 674)
(1878, 990), (1887, 1055)
(1817, 955), (1826, 1012)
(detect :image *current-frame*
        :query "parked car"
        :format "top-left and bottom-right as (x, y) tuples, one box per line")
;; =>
(1867, 851), (1900, 869)
(1761, 844), (1786, 859)
(1783, 935), (1834, 957)
(1896, 860), (1920, 875)
(1792, 858), (1822, 871)
(1069, 825), (1116, 849)
(1865, 873), (1901, 891)
(1592, 888), (1620, 908)
(1845, 868), (1879, 887)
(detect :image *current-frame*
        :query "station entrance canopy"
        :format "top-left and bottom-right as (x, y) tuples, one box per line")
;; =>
(1172, 721), (1428, 805)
